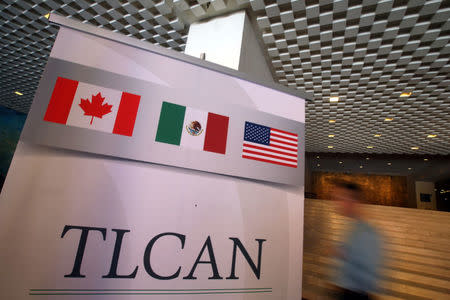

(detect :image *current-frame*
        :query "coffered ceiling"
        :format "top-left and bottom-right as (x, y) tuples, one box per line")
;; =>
(1, 0), (449, 154)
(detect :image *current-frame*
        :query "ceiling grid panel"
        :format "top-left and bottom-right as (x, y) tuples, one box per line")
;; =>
(0, 0), (448, 154)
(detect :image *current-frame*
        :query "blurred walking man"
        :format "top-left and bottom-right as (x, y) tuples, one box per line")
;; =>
(332, 181), (383, 300)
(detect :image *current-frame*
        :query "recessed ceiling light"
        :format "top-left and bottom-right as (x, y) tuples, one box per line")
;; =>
(360, 165), (363, 168)
(339, 161), (343, 164)
(400, 92), (412, 97)
(408, 168), (412, 170)
(316, 156), (320, 159)
(424, 158), (428, 161)
(384, 118), (393, 121)
(411, 146), (419, 150)
(387, 162), (391, 165)
(367, 146), (374, 149)
(374, 134), (381, 137)
(328, 134), (335, 137)
(317, 164), (320, 167)
(329, 119), (336, 123)
(366, 157), (370, 160)
(44, 13), (50, 19)
(14, 91), (23, 96)
(328, 146), (334, 149)
(330, 96), (339, 102)
(427, 134), (437, 138)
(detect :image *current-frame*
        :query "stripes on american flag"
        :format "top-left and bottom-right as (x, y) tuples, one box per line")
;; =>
(242, 121), (298, 168)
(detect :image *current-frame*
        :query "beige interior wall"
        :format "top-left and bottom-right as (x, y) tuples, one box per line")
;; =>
(303, 198), (450, 300)
(416, 181), (437, 210)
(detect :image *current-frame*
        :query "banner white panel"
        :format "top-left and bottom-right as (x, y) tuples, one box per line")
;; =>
(0, 15), (305, 299)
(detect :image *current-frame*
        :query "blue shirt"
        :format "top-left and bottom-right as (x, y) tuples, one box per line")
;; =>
(334, 219), (382, 293)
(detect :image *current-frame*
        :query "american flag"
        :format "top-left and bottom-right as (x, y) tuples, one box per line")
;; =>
(242, 121), (298, 168)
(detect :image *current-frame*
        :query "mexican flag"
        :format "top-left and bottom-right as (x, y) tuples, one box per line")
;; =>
(44, 77), (141, 136)
(155, 101), (229, 154)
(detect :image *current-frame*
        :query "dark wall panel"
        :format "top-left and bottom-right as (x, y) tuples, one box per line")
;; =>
(0, 105), (26, 192)
(311, 171), (409, 207)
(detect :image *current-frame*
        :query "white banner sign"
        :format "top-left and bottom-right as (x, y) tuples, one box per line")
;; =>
(0, 15), (305, 299)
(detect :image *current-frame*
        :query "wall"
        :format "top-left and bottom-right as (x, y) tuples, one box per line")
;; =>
(303, 198), (450, 300)
(0, 105), (26, 192)
(184, 11), (273, 83)
(310, 171), (409, 207)
(184, 11), (245, 70)
(407, 175), (418, 208)
(238, 13), (273, 82)
(436, 178), (450, 212)
(416, 181), (437, 210)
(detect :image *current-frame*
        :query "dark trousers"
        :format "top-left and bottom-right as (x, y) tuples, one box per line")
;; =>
(337, 288), (371, 300)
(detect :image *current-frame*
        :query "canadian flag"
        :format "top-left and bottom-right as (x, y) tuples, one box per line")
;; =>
(44, 77), (141, 136)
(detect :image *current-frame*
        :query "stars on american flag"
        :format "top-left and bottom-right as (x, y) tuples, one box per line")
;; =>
(244, 122), (270, 145)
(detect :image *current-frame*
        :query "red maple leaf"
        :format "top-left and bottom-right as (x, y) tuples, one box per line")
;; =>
(79, 92), (113, 125)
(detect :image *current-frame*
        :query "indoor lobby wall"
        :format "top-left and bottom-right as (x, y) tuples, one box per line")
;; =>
(303, 198), (450, 300)
(416, 181), (437, 210)
(309, 171), (409, 207)
(436, 178), (450, 212)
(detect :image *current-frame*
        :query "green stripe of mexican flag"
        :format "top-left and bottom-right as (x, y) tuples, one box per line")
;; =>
(155, 101), (229, 154)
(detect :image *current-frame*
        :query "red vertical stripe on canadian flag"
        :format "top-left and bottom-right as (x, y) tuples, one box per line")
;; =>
(44, 77), (78, 124)
(203, 113), (229, 154)
(112, 92), (141, 137)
